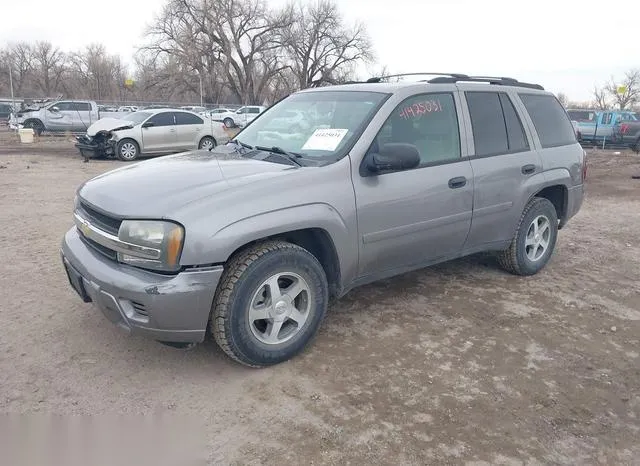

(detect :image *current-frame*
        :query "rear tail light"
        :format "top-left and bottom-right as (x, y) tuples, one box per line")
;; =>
(620, 123), (629, 134)
(582, 149), (587, 182)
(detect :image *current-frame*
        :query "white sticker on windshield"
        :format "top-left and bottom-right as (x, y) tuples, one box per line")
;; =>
(301, 128), (348, 151)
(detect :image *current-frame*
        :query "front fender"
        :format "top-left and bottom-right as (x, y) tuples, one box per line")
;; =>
(180, 203), (357, 287)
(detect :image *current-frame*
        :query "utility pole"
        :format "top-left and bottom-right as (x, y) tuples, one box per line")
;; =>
(9, 67), (16, 130)
(199, 72), (204, 107)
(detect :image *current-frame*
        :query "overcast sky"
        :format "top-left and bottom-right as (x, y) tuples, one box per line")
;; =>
(2, 0), (637, 101)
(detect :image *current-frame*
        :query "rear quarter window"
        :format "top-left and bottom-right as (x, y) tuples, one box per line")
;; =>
(520, 94), (577, 148)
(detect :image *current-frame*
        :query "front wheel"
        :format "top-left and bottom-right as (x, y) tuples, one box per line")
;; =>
(116, 139), (140, 161)
(498, 197), (558, 276)
(223, 117), (235, 128)
(198, 136), (216, 151)
(211, 240), (329, 367)
(24, 119), (44, 136)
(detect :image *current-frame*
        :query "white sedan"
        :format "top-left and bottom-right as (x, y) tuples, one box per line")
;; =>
(75, 109), (231, 161)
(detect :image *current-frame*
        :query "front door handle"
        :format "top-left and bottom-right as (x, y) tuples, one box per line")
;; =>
(522, 164), (536, 175)
(448, 176), (467, 189)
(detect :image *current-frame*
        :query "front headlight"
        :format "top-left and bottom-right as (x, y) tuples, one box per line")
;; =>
(117, 220), (184, 272)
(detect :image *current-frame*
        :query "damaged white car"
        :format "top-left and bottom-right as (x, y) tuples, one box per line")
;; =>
(75, 109), (230, 161)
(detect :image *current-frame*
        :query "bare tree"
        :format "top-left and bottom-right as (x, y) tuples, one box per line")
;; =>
(32, 41), (67, 96)
(144, 0), (294, 105)
(592, 86), (609, 110)
(70, 44), (123, 100)
(556, 92), (569, 108)
(605, 69), (640, 110)
(1, 42), (34, 95)
(283, 0), (373, 88)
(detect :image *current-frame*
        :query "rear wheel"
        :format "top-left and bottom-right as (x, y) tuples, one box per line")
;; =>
(198, 136), (216, 151)
(498, 197), (558, 276)
(223, 117), (235, 128)
(211, 240), (329, 367)
(633, 136), (640, 153)
(116, 139), (140, 161)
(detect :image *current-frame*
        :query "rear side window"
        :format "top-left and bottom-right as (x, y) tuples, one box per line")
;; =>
(175, 112), (203, 125)
(73, 102), (92, 111)
(499, 94), (529, 152)
(466, 92), (508, 156)
(520, 94), (577, 148)
(249, 107), (261, 114)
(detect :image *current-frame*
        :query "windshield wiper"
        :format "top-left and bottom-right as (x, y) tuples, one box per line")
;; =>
(229, 139), (254, 150)
(254, 145), (304, 167)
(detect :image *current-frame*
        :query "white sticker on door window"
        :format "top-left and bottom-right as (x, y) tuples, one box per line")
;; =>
(301, 128), (348, 151)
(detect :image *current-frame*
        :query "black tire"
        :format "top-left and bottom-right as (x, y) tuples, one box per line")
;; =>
(211, 240), (329, 367)
(198, 136), (216, 151)
(24, 119), (44, 136)
(116, 139), (140, 161)
(223, 117), (235, 128)
(498, 197), (558, 276)
(633, 137), (640, 154)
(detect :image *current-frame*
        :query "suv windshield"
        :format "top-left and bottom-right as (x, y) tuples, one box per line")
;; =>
(234, 91), (388, 160)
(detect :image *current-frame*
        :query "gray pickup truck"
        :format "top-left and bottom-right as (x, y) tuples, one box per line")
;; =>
(61, 73), (585, 367)
(13, 100), (121, 135)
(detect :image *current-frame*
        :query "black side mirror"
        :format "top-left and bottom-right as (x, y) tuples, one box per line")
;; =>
(141, 121), (154, 128)
(367, 143), (420, 173)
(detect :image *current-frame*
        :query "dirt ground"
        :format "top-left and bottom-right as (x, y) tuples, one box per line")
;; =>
(1, 134), (639, 465)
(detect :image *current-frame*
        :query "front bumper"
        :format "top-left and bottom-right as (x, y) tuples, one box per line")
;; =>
(75, 135), (115, 159)
(61, 227), (223, 343)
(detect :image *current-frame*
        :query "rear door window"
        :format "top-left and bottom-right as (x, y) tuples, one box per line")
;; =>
(519, 94), (577, 148)
(466, 92), (509, 156)
(175, 112), (203, 125)
(499, 93), (529, 152)
(73, 102), (92, 111)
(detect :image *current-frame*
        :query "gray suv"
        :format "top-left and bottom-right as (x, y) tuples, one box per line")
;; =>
(61, 73), (585, 367)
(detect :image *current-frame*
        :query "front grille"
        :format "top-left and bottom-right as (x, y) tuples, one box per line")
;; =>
(78, 200), (122, 236)
(79, 234), (117, 261)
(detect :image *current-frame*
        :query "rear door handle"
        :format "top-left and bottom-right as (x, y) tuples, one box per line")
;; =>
(522, 164), (536, 175)
(448, 176), (467, 189)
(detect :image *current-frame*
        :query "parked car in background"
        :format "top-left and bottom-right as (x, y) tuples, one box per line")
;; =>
(180, 105), (207, 113)
(613, 118), (640, 152)
(571, 109), (638, 145)
(62, 73), (585, 367)
(208, 107), (234, 118)
(117, 106), (139, 113)
(212, 105), (265, 128)
(11, 100), (122, 135)
(74, 109), (230, 161)
(0, 103), (13, 125)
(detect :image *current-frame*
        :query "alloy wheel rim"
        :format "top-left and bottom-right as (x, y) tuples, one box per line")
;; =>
(248, 272), (311, 345)
(525, 215), (551, 262)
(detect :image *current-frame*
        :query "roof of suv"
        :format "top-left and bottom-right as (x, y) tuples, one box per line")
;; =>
(300, 73), (547, 94)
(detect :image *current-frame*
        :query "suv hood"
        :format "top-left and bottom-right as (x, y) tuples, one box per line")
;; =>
(77, 145), (299, 218)
(87, 118), (134, 136)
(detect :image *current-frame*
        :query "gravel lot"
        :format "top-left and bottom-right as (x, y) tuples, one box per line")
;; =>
(1, 136), (639, 465)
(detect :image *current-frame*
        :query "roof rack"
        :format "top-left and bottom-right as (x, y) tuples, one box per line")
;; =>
(366, 72), (470, 83)
(426, 75), (544, 90)
(363, 72), (544, 90)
